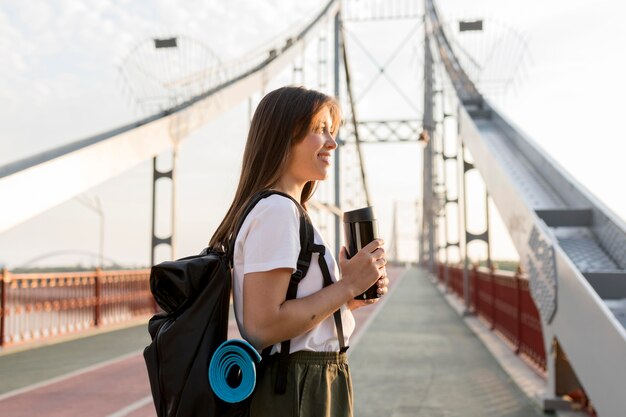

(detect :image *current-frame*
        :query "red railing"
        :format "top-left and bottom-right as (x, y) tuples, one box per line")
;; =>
(437, 263), (546, 373)
(0, 268), (155, 347)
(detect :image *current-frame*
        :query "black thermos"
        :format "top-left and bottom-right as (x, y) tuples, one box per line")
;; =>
(343, 206), (381, 300)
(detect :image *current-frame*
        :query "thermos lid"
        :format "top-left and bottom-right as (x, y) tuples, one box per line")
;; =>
(343, 206), (376, 223)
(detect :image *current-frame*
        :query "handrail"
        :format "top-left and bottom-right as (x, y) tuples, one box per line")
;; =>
(437, 263), (546, 373)
(0, 267), (153, 347)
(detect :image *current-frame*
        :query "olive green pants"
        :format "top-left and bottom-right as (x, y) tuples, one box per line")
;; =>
(250, 351), (353, 417)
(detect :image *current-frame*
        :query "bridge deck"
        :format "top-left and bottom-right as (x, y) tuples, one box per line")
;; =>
(351, 267), (545, 417)
(0, 267), (549, 417)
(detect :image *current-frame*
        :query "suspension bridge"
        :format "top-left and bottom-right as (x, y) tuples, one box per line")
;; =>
(1, 1), (625, 416)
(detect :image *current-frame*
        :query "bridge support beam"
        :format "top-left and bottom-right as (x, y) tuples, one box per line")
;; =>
(0, 268), (7, 346)
(459, 141), (492, 314)
(333, 10), (342, 257)
(433, 99), (459, 293)
(421, 13), (436, 272)
(150, 148), (178, 266)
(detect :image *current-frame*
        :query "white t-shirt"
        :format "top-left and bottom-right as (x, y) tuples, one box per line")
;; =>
(233, 194), (355, 353)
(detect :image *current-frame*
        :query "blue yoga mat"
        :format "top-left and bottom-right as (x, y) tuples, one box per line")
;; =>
(209, 339), (262, 403)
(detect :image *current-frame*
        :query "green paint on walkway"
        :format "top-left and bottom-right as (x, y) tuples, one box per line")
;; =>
(0, 324), (150, 394)
(350, 267), (546, 417)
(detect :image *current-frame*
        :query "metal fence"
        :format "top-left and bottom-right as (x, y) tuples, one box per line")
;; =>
(437, 263), (546, 373)
(0, 268), (155, 346)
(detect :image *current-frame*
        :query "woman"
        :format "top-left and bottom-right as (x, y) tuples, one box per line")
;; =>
(210, 86), (388, 417)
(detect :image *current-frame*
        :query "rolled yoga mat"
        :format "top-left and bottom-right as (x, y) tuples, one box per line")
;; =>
(209, 339), (262, 403)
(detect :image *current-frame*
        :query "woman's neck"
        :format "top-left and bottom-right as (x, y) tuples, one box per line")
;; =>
(272, 177), (304, 203)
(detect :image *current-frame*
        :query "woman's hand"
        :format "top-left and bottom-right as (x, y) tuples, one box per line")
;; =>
(346, 267), (389, 311)
(338, 239), (386, 299)
(347, 298), (377, 310)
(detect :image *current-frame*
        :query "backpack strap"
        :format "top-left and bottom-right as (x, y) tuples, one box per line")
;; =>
(226, 189), (311, 359)
(227, 189), (283, 268)
(313, 241), (348, 353)
(226, 190), (347, 395)
(272, 208), (313, 394)
(273, 209), (349, 395)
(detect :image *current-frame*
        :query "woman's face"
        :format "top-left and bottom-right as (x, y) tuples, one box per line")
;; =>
(285, 106), (337, 183)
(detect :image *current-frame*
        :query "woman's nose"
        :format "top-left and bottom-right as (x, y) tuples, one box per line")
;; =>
(326, 134), (337, 149)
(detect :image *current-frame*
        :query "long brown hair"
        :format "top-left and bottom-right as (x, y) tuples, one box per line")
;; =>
(209, 86), (341, 251)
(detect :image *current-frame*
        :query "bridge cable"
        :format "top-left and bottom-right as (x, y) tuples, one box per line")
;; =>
(340, 24), (371, 206)
(342, 24), (423, 115)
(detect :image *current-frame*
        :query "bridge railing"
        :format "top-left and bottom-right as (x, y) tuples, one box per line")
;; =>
(437, 263), (546, 373)
(0, 268), (154, 347)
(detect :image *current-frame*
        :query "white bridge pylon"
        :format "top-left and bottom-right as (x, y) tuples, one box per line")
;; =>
(0, 0), (340, 235)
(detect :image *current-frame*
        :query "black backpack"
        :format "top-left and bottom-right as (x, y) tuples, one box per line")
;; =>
(143, 190), (346, 417)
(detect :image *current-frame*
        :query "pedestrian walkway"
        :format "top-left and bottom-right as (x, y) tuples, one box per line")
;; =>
(0, 266), (550, 416)
(349, 267), (547, 417)
(0, 267), (404, 416)
(0, 324), (150, 396)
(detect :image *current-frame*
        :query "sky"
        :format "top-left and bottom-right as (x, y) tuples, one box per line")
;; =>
(0, 0), (625, 268)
